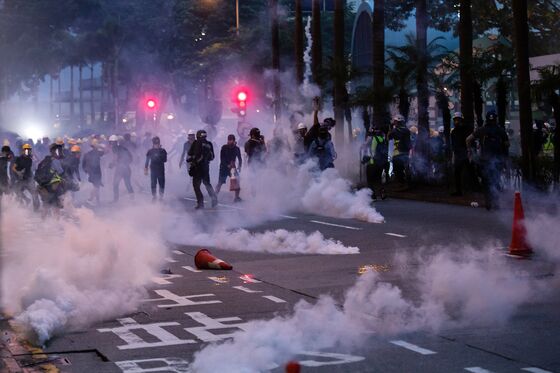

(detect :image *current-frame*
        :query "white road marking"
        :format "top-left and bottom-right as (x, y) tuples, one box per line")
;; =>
(184, 197), (297, 219)
(239, 275), (262, 283)
(263, 295), (287, 303)
(172, 250), (184, 255)
(208, 276), (229, 284)
(279, 214), (298, 220)
(465, 368), (495, 373)
(164, 257), (178, 263)
(233, 286), (262, 293)
(151, 274), (182, 285)
(390, 340), (437, 355)
(522, 368), (554, 373)
(385, 232), (407, 238)
(182, 266), (202, 273)
(145, 290), (221, 307)
(310, 220), (362, 230)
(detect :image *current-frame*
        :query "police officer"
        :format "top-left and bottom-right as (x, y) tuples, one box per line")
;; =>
(388, 114), (412, 184)
(466, 110), (509, 210)
(187, 130), (217, 209)
(244, 128), (266, 166)
(145, 136), (167, 201)
(362, 126), (388, 201)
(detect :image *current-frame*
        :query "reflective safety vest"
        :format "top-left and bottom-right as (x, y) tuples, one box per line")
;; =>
(543, 134), (554, 156)
(370, 135), (384, 165)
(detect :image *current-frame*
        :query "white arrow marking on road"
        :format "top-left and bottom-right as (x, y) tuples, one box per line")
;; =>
(263, 295), (287, 303)
(390, 340), (437, 355)
(182, 266), (202, 273)
(172, 250), (184, 255)
(385, 232), (407, 238)
(233, 286), (262, 293)
(310, 220), (362, 230)
(522, 368), (554, 373)
(465, 368), (495, 373)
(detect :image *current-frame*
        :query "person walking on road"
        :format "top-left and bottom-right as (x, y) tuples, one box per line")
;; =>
(109, 135), (134, 202)
(145, 136), (167, 201)
(215, 134), (242, 202)
(82, 139), (105, 205)
(362, 126), (389, 201)
(187, 130), (217, 209)
(450, 112), (474, 196)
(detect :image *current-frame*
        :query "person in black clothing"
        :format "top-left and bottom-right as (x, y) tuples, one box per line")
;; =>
(388, 115), (412, 184)
(12, 143), (39, 210)
(0, 145), (14, 195)
(179, 130), (196, 169)
(187, 130), (217, 209)
(145, 136), (167, 201)
(244, 128), (266, 166)
(215, 134), (242, 202)
(109, 135), (134, 202)
(450, 112), (474, 196)
(362, 127), (389, 201)
(467, 110), (509, 210)
(82, 140), (105, 205)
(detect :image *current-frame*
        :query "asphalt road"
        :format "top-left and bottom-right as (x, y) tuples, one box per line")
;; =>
(27, 197), (560, 372)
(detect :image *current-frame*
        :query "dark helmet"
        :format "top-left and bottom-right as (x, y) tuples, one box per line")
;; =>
(152, 136), (160, 144)
(227, 134), (236, 141)
(486, 110), (497, 122)
(1, 145), (10, 153)
(196, 130), (207, 140)
(249, 127), (261, 139)
(323, 118), (336, 128)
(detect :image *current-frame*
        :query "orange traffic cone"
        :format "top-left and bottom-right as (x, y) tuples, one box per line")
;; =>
(194, 249), (233, 270)
(285, 361), (301, 373)
(508, 191), (533, 257)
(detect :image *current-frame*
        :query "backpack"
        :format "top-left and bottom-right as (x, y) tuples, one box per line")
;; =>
(34, 156), (54, 186)
(481, 127), (504, 157)
(373, 135), (389, 164)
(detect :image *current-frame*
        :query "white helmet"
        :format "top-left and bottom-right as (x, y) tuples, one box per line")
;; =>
(109, 135), (119, 142)
(187, 129), (195, 136)
(297, 122), (306, 130)
(453, 112), (463, 119)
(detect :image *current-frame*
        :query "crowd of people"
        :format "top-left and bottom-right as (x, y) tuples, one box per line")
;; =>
(1, 100), (557, 214)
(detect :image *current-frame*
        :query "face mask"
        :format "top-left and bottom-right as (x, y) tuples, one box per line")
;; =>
(24, 149), (31, 156)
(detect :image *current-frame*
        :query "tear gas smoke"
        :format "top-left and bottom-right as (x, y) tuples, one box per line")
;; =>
(190, 247), (548, 372)
(301, 16), (321, 98)
(191, 229), (359, 255)
(1, 198), (167, 345)
(526, 212), (560, 263)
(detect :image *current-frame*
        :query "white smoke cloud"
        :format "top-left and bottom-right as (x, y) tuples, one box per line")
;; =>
(190, 246), (547, 372)
(1, 198), (166, 345)
(192, 229), (359, 255)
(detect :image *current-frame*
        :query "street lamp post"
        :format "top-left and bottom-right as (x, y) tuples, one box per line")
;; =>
(236, 0), (239, 36)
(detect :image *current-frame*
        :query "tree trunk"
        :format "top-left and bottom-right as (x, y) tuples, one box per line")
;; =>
(415, 0), (430, 165)
(295, 0), (304, 84)
(496, 76), (508, 128)
(459, 0), (474, 126)
(113, 59), (119, 130)
(399, 89), (410, 122)
(473, 81), (484, 127)
(90, 64), (95, 125)
(311, 0), (322, 87)
(79, 65), (84, 127)
(333, 0), (345, 143)
(372, 0), (386, 128)
(70, 66), (75, 122)
(270, 0), (281, 122)
(512, 0), (535, 182)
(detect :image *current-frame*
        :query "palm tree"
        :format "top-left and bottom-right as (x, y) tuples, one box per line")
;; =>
(311, 0), (322, 87)
(372, 0), (386, 128)
(386, 48), (415, 122)
(415, 0), (430, 144)
(333, 0), (345, 142)
(459, 0), (474, 126)
(512, 0), (535, 182)
(294, 0), (304, 84)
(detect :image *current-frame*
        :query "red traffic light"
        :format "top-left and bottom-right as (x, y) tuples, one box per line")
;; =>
(237, 91), (247, 102)
(146, 98), (157, 109)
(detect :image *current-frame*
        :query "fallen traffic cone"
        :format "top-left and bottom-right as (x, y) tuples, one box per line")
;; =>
(194, 249), (233, 270)
(285, 361), (301, 373)
(508, 191), (533, 257)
